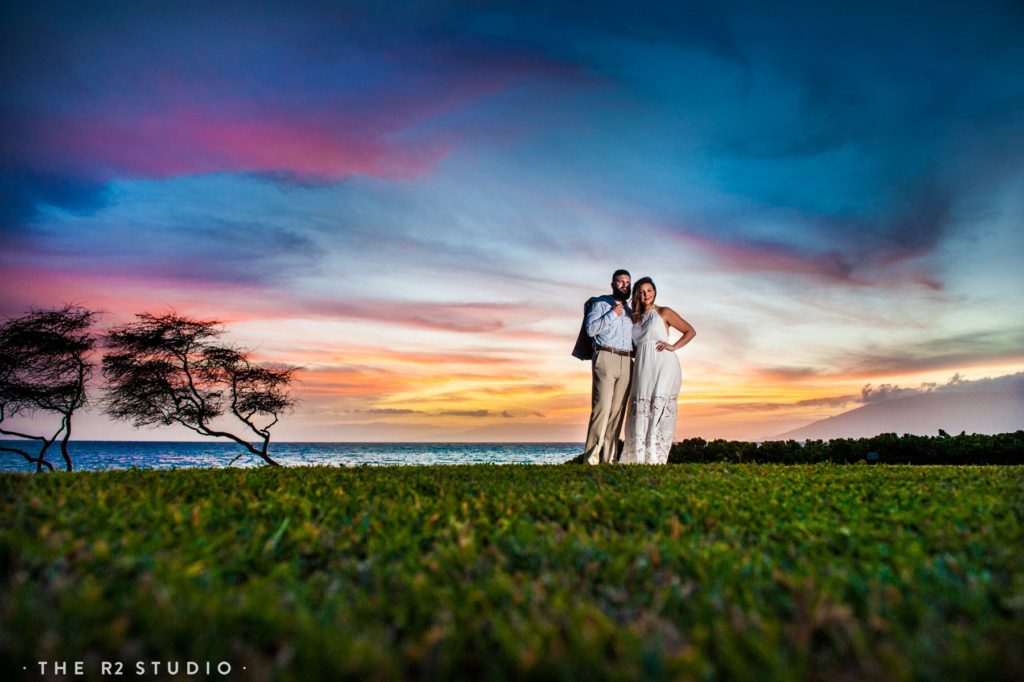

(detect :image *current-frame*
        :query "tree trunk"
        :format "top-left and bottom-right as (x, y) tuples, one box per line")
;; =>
(59, 413), (74, 472)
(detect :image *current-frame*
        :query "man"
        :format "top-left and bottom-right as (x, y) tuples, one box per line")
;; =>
(581, 269), (633, 464)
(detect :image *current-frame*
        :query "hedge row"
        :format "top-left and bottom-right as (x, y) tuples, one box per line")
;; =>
(667, 431), (1024, 465)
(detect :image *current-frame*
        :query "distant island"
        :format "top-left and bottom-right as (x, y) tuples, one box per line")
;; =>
(776, 374), (1024, 440)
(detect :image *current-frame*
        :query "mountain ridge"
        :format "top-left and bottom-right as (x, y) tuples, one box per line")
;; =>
(773, 389), (1023, 440)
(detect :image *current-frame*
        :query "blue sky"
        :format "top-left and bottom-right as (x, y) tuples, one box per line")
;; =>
(2, 0), (1023, 440)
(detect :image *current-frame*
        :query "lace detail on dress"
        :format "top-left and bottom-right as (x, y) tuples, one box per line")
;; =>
(622, 394), (677, 464)
(620, 305), (682, 465)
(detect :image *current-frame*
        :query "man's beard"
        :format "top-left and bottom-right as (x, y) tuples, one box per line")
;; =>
(613, 286), (631, 302)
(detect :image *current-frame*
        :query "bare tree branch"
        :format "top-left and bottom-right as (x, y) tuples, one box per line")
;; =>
(0, 445), (55, 472)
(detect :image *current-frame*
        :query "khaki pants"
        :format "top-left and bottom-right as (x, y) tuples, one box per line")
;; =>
(583, 350), (632, 464)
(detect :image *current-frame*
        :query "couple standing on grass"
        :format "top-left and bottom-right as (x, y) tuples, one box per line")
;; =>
(573, 269), (696, 464)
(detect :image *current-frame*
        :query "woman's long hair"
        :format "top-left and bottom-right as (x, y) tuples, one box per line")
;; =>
(630, 277), (656, 323)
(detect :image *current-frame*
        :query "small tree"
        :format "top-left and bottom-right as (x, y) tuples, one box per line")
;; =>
(0, 305), (99, 472)
(102, 313), (298, 466)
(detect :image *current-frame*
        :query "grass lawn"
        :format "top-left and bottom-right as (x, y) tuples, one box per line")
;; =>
(2, 464), (1022, 680)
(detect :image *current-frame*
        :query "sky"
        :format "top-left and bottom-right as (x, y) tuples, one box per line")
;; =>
(2, 0), (1023, 442)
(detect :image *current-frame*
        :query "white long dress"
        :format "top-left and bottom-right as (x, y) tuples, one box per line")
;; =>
(621, 309), (681, 464)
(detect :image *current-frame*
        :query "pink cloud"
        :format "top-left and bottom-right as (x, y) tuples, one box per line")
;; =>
(26, 106), (445, 182)
(0, 265), (561, 340)
(12, 39), (583, 184)
(667, 230), (943, 290)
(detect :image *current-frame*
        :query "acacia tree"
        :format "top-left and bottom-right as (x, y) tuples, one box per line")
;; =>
(0, 305), (99, 472)
(102, 313), (298, 466)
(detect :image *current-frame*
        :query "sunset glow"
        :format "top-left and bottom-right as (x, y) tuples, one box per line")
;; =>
(3, 1), (1023, 442)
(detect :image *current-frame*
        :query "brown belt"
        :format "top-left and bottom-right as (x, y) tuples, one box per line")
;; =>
(595, 344), (633, 357)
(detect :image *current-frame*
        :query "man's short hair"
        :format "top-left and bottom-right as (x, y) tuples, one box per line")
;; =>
(612, 269), (630, 280)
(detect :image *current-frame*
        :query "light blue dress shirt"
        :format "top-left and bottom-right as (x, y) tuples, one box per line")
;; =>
(586, 295), (633, 352)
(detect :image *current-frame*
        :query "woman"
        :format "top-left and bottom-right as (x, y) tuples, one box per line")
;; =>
(620, 277), (696, 464)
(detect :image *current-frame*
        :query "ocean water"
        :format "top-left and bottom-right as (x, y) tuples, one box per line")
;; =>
(0, 441), (584, 472)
